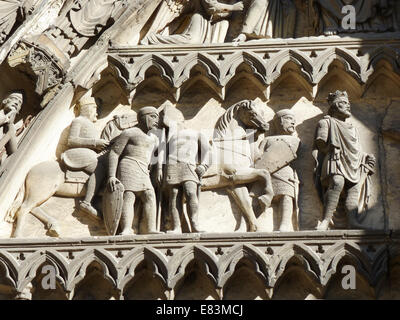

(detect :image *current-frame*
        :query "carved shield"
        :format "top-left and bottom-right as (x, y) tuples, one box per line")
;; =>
(102, 182), (125, 236)
(255, 135), (300, 173)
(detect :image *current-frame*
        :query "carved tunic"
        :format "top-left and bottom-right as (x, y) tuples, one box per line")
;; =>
(165, 129), (204, 185)
(114, 128), (158, 192)
(241, 0), (296, 39)
(70, 0), (117, 37)
(316, 116), (365, 184)
(61, 116), (99, 171)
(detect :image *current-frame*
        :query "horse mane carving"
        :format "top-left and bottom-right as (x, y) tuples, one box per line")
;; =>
(214, 100), (252, 139)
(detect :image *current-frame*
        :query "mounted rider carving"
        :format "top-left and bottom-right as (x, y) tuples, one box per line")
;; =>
(61, 96), (109, 220)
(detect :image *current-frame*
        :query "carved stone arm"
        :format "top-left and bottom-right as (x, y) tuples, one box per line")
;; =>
(198, 132), (211, 171)
(108, 131), (129, 178)
(314, 119), (330, 154)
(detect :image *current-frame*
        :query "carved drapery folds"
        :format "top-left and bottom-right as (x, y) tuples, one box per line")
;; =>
(1, 0), (400, 301)
(138, 0), (400, 45)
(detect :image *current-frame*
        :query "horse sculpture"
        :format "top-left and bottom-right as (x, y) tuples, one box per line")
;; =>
(9, 100), (271, 237)
(201, 100), (272, 232)
(8, 115), (135, 238)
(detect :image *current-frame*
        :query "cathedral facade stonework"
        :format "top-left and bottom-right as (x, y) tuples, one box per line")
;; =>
(0, 0), (398, 300)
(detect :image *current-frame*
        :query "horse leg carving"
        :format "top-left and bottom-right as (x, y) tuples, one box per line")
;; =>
(13, 161), (63, 238)
(222, 167), (274, 209)
(228, 186), (258, 232)
(31, 207), (61, 237)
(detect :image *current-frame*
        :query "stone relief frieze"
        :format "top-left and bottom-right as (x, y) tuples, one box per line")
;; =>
(138, 0), (399, 46)
(0, 0), (397, 241)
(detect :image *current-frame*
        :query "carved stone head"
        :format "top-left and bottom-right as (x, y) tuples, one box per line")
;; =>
(273, 109), (296, 135)
(79, 96), (98, 122)
(138, 106), (159, 132)
(2, 91), (23, 113)
(328, 90), (351, 120)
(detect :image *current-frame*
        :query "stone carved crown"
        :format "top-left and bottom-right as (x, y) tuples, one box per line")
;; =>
(328, 90), (348, 105)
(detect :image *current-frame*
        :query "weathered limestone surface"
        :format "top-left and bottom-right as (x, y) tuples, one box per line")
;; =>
(0, 0), (398, 300)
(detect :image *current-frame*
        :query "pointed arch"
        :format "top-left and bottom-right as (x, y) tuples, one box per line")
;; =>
(175, 52), (221, 88)
(167, 245), (219, 289)
(0, 250), (19, 289)
(320, 242), (372, 286)
(267, 49), (314, 85)
(313, 47), (363, 84)
(316, 61), (364, 101)
(221, 51), (268, 87)
(218, 244), (270, 288)
(117, 246), (169, 292)
(366, 46), (400, 78)
(66, 248), (118, 292)
(178, 70), (224, 102)
(270, 243), (321, 287)
(270, 62), (314, 101)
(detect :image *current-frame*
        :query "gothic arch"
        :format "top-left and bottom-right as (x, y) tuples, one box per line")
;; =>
(221, 51), (268, 87)
(269, 243), (321, 287)
(167, 245), (219, 290)
(218, 244), (270, 288)
(117, 246), (169, 292)
(65, 248), (118, 292)
(313, 47), (363, 84)
(267, 49), (314, 85)
(320, 242), (372, 286)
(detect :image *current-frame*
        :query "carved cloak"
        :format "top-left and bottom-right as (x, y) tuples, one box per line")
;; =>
(241, 0), (296, 39)
(70, 0), (116, 37)
(312, 116), (372, 214)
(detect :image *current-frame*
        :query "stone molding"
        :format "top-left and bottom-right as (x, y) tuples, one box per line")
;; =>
(0, 231), (392, 298)
(109, 35), (400, 101)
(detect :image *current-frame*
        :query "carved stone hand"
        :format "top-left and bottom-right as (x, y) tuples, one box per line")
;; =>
(95, 139), (110, 151)
(195, 165), (206, 178)
(107, 177), (120, 192)
(366, 154), (376, 168)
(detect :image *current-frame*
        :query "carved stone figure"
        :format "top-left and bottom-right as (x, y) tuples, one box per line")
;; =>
(44, 0), (125, 58)
(0, 91), (23, 166)
(313, 91), (376, 231)
(314, 0), (397, 35)
(160, 106), (210, 234)
(255, 109), (300, 232)
(201, 100), (273, 232)
(141, 0), (244, 45)
(233, 0), (296, 42)
(106, 107), (162, 235)
(61, 96), (109, 220)
(0, 0), (37, 44)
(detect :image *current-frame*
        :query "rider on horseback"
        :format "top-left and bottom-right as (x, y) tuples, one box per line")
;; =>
(61, 96), (109, 220)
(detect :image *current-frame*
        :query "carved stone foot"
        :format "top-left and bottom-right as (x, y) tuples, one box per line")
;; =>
(120, 229), (135, 236)
(232, 33), (246, 43)
(248, 223), (258, 232)
(148, 230), (164, 234)
(47, 221), (61, 237)
(316, 219), (330, 231)
(79, 201), (101, 221)
(166, 229), (182, 234)
(191, 225), (205, 233)
(279, 224), (292, 232)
